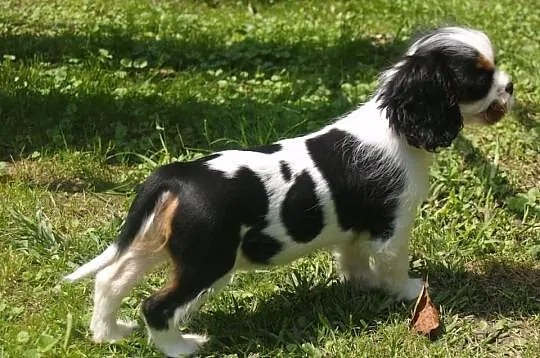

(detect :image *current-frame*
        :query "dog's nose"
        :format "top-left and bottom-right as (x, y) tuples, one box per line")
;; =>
(505, 82), (514, 95)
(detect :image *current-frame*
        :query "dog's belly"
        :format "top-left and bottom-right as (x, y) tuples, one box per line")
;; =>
(268, 227), (356, 265)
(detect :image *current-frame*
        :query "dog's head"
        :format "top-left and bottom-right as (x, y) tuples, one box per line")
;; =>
(378, 27), (513, 152)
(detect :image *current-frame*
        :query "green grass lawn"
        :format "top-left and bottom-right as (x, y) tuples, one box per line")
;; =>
(1, 0), (539, 356)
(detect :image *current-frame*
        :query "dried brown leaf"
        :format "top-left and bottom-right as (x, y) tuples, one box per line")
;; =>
(411, 280), (441, 339)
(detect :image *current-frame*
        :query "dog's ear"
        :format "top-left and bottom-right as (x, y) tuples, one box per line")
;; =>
(378, 51), (463, 152)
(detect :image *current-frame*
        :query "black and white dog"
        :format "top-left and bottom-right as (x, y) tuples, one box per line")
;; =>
(65, 27), (513, 356)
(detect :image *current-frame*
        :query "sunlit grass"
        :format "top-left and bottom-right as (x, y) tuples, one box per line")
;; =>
(0, 0), (538, 357)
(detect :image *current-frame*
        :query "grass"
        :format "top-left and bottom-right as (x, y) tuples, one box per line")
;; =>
(0, 0), (539, 356)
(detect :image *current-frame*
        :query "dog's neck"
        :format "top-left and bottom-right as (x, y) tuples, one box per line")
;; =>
(319, 98), (432, 159)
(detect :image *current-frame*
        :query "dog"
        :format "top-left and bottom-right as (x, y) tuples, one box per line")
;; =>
(65, 27), (513, 357)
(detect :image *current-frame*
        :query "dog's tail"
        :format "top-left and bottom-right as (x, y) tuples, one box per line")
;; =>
(63, 243), (119, 282)
(64, 173), (179, 282)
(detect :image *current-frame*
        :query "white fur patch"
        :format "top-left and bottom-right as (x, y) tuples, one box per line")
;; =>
(408, 27), (494, 61)
(148, 328), (208, 358)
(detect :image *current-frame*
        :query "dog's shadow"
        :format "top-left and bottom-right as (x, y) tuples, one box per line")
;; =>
(196, 278), (404, 353)
(189, 260), (539, 354)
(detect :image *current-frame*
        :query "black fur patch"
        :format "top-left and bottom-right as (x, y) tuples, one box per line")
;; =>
(280, 161), (292, 182)
(197, 153), (221, 162)
(246, 143), (282, 154)
(306, 129), (404, 239)
(234, 167), (269, 225)
(281, 171), (324, 242)
(409, 34), (495, 103)
(241, 228), (283, 263)
(451, 52), (495, 102)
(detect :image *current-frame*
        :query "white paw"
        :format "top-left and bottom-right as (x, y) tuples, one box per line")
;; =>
(397, 278), (424, 301)
(91, 319), (138, 343)
(159, 334), (207, 357)
(150, 328), (208, 357)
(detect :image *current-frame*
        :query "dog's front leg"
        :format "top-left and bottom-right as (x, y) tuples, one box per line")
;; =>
(368, 215), (423, 301)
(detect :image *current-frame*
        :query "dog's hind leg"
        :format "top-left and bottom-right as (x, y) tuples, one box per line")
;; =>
(90, 193), (180, 342)
(142, 255), (234, 357)
(90, 249), (166, 342)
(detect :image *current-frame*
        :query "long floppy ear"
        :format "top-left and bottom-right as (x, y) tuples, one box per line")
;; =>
(378, 51), (463, 152)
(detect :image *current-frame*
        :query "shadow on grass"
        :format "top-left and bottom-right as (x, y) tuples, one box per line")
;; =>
(198, 280), (406, 354)
(0, 28), (406, 159)
(1, 29), (405, 76)
(512, 101), (540, 134)
(192, 260), (539, 353)
(428, 260), (540, 316)
(0, 90), (352, 160)
(22, 178), (135, 194)
(453, 134), (515, 201)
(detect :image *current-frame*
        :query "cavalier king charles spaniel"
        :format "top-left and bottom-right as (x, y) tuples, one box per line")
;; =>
(65, 27), (513, 356)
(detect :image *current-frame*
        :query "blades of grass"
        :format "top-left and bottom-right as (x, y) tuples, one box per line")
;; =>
(62, 312), (73, 350)
(8, 207), (64, 250)
(107, 151), (160, 168)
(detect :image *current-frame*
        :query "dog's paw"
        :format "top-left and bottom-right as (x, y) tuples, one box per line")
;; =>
(91, 319), (138, 343)
(396, 277), (424, 301)
(151, 329), (208, 357)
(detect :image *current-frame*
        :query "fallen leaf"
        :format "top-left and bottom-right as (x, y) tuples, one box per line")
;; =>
(410, 280), (441, 339)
